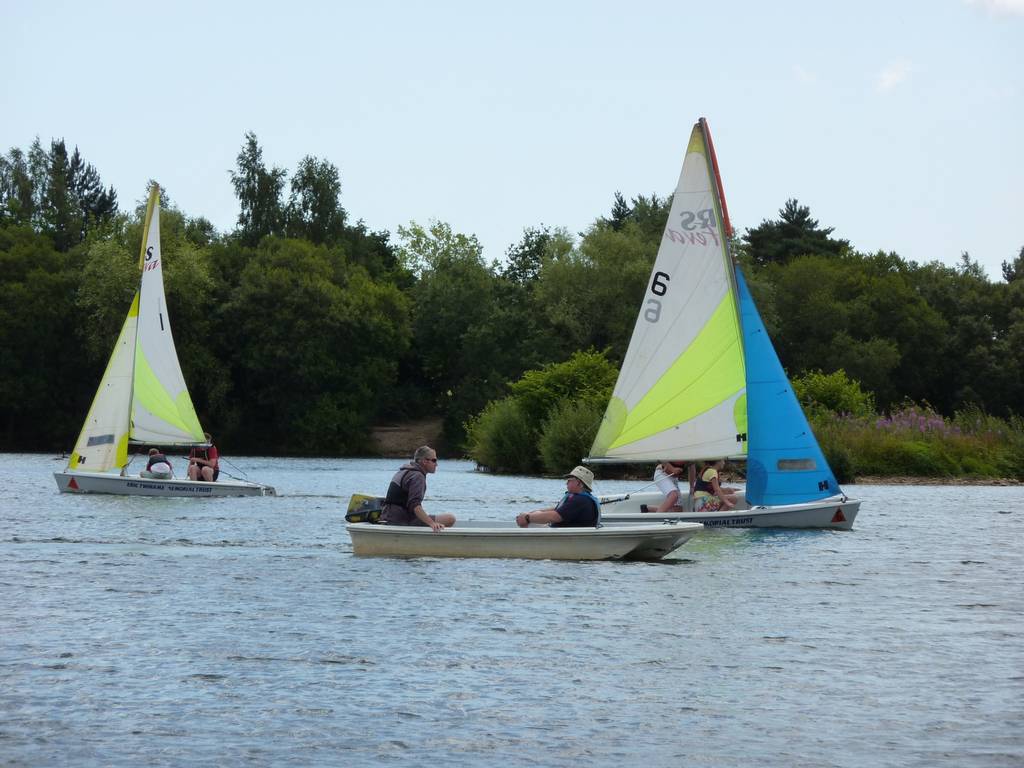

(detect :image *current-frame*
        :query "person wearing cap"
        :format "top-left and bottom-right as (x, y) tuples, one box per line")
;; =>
(380, 445), (456, 532)
(516, 465), (600, 528)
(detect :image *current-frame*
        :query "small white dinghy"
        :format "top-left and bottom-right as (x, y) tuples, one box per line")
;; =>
(54, 185), (273, 498)
(346, 519), (702, 561)
(600, 490), (858, 530)
(54, 470), (274, 497)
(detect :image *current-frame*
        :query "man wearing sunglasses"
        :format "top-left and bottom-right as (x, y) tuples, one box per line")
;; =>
(380, 445), (456, 531)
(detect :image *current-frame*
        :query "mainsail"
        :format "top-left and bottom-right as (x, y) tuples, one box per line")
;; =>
(589, 118), (747, 462)
(68, 187), (205, 473)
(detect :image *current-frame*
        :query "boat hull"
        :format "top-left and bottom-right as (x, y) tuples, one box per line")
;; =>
(346, 521), (703, 560)
(54, 471), (275, 497)
(600, 491), (860, 530)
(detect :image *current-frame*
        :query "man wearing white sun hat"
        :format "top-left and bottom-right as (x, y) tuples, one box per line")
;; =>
(515, 465), (601, 528)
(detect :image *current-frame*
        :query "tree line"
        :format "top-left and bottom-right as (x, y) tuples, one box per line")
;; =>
(2, 134), (1022, 459)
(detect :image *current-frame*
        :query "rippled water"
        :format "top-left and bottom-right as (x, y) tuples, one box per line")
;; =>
(2, 454), (1022, 767)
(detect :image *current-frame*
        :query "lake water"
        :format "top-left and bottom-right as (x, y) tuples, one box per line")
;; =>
(2, 454), (1022, 767)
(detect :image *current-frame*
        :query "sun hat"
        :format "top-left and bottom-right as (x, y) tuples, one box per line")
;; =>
(564, 465), (595, 490)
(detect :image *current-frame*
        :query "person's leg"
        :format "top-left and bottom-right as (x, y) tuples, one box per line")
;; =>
(200, 466), (215, 482)
(188, 464), (199, 480)
(654, 489), (680, 513)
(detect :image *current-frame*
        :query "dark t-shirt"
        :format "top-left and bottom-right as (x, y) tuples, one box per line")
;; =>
(552, 492), (599, 527)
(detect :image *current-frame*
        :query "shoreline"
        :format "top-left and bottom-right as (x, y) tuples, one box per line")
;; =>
(850, 475), (1021, 486)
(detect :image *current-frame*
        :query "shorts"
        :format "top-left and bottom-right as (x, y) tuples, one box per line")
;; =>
(695, 495), (724, 512)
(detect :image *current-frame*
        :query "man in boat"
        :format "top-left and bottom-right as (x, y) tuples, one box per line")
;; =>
(380, 446), (456, 531)
(516, 466), (600, 527)
(644, 460), (696, 513)
(188, 432), (220, 482)
(140, 448), (173, 479)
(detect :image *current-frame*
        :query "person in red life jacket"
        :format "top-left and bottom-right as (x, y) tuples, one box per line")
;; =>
(188, 432), (220, 482)
(516, 465), (601, 527)
(380, 445), (456, 532)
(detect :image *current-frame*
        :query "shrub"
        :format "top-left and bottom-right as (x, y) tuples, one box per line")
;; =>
(464, 398), (537, 473)
(537, 398), (605, 474)
(792, 368), (876, 418)
(467, 350), (617, 474)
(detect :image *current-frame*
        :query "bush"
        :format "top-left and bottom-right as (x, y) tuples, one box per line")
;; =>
(792, 369), (876, 418)
(464, 398), (537, 473)
(467, 350), (617, 474)
(537, 398), (605, 474)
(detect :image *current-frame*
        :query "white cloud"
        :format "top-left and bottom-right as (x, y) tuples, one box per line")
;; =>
(965, 0), (1024, 16)
(877, 60), (912, 92)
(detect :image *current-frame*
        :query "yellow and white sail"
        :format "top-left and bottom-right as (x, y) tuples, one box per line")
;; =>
(68, 186), (204, 472)
(589, 119), (747, 462)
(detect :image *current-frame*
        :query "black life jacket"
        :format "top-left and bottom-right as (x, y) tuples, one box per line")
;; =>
(384, 466), (424, 508)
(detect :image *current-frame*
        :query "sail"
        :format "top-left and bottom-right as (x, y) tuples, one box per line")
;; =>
(129, 187), (205, 446)
(68, 295), (140, 472)
(589, 118), (747, 462)
(67, 186), (204, 472)
(737, 268), (841, 505)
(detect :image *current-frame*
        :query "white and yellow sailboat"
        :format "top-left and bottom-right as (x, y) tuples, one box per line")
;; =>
(590, 119), (859, 529)
(54, 186), (274, 497)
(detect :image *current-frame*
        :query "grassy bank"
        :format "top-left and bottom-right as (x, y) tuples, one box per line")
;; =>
(811, 404), (1024, 483)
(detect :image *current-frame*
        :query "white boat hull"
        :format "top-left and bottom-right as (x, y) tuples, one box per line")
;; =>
(600, 491), (859, 530)
(346, 520), (703, 560)
(54, 470), (275, 497)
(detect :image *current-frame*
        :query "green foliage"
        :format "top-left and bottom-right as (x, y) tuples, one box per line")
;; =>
(744, 198), (849, 267)
(230, 132), (286, 247)
(0, 225), (89, 448)
(809, 403), (1024, 480)
(0, 138), (117, 248)
(220, 237), (410, 454)
(537, 398), (606, 474)
(464, 398), (536, 474)
(466, 351), (617, 472)
(791, 369), (875, 418)
(285, 155), (346, 245)
(508, 351), (618, 429)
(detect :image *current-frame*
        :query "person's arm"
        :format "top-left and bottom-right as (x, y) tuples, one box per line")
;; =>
(413, 504), (444, 531)
(709, 474), (734, 508)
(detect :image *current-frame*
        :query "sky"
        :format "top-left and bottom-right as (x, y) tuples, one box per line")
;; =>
(3, 0), (1022, 279)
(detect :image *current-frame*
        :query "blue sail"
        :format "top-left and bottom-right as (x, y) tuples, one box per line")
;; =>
(737, 268), (841, 505)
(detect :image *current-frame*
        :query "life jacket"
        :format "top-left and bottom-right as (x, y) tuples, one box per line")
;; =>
(147, 453), (169, 469)
(558, 490), (602, 525)
(694, 469), (715, 495)
(384, 465), (424, 509)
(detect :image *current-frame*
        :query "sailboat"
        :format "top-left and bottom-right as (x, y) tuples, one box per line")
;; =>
(53, 186), (275, 497)
(588, 118), (859, 529)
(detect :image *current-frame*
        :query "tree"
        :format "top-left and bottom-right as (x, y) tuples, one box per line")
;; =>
(0, 139), (116, 248)
(1002, 245), (1024, 283)
(501, 225), (552, 285)
(220, 237), (410, 454)
(0, 225), (89, 448)
(744, 198), (849, 267)
(230, 132), (286, 246)
(285, 155), (346, 245)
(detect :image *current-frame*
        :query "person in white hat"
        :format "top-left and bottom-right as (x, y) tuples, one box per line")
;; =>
(515, 465), (600, 527)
